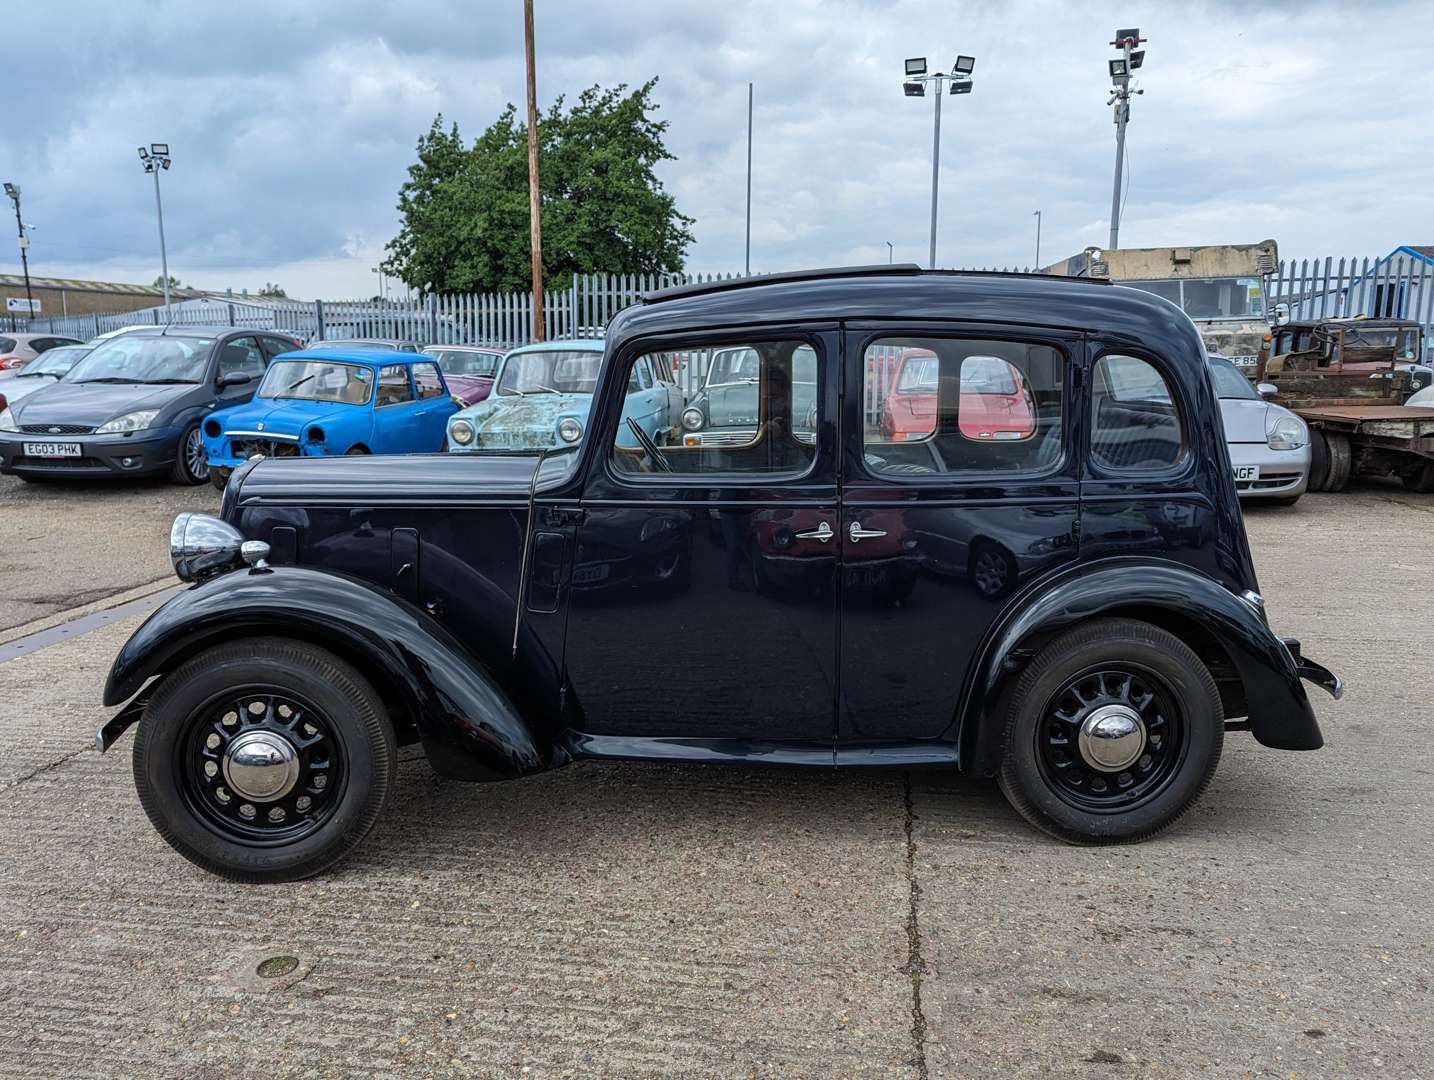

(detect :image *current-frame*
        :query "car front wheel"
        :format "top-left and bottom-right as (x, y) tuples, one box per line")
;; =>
(170, 422), (210, 485)
(997, 618), (1222, 844)
(132, 638), (397, 882)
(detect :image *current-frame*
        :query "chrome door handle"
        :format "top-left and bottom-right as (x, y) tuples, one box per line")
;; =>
(795, 521), (834, 543)
(849, 521), (887, 542)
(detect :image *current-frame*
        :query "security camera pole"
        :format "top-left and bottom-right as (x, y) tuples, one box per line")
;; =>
(523, 0), (545, 342)
(137, 144), (173, 315)
(1106, 28), (1146, 251)
(902, 55), (975, 269)
(2, 183), (34, 320)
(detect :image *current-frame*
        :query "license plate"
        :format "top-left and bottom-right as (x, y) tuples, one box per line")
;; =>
(1232, 465), (1259, 482)
(23, 441), (81, 458)
(1230, 355), (1258, 368)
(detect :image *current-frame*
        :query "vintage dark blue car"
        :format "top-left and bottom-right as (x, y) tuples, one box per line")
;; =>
(98, 266), (1340, 881)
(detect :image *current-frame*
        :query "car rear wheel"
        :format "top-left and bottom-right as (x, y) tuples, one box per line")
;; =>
(1307, 429), (1330, 491)
(1322, 431), (1352, 491)
(170, 422), (210, 485)
(133, 638), (396, 882)
(997, 618), (1223, 845)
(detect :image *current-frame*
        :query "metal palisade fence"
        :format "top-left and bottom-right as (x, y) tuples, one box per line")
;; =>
(25, 257), (1434, 359)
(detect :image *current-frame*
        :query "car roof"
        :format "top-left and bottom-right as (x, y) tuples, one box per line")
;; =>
(504, 338), (605, 356)
(609, 267), (1202, 368)
(279, 347), (415, 366)
(95, 324), (247, 338)
(423, 343), (503, 352)
(313, 338), (419, 347)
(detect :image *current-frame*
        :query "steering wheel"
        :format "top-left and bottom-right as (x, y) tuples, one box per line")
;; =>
(625, 417), (672, 473)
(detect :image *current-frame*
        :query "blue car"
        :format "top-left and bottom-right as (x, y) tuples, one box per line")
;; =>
(445, 339), (682, 452)
(204, 348), (458, 487)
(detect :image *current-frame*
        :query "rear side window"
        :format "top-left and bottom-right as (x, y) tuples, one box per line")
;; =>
(1090, 354), (1185, 471)
(0, 337), (15, 352)
(863, 337), (1064, 477)
(412, 362), (446, 400)
(376, 364), (413, 406)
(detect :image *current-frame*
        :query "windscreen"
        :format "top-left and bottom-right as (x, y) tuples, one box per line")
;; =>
(1207, 356), (1259, 399)
(497, 350), (602, 395)
(65, 335), (215, 384)
(259, 359), (373, 404)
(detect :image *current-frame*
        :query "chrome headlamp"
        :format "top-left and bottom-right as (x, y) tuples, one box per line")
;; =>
(170, 512), (269, 582)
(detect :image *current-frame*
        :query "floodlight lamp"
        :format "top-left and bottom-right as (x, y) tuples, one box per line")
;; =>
(1109, 58), (1128, 78)
(903, 81), (926, 97)
(1129, 49), (1145, 69)
(1114, 27), (1140, 44)
(151, 143), (169, 156)
(161, 158), (171, 169)
(905, 57), (927, 76)
(137, 146), (149, 160)
(953, 55), (975, 75)
(950, 79), (972, 94)
(2, 182), (16, 198)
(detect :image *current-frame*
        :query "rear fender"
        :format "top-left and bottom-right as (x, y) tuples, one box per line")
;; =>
(960, 559), (1324, 775)
(103, 565), (546, 781)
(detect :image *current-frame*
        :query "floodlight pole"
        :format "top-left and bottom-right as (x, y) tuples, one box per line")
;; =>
(928, 81), (943, 269)
(744, 81), (753, 276)
(1107, 33), (1144, 251)
(523, 0), (545, 342)
(4, 186), (34, 320)
(1033, 209), (1042, 269)
(152, 165), (171, 314)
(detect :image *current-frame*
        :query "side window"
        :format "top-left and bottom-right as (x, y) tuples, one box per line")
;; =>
(1090, 354), (1185, 471)
(611, 338), (819, 477)
(259, 337), (293, 361)
(217, 336), (266, 380)
(412, 362), (445, 400)
(863, 337), (1064, 477)
(376, 364), (414, 406)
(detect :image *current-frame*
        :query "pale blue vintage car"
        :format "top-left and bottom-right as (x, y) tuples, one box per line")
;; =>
(445, 339), (683, 452)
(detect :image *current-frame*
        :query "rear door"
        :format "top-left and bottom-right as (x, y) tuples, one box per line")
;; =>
(838, 325), (1082, 744)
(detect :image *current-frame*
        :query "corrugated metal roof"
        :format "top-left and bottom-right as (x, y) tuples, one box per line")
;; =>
(0, 273), (203, 297)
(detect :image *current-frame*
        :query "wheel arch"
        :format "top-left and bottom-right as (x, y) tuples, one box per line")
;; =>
(104, 566), (549, 782)
(958, 559), (1323, 775)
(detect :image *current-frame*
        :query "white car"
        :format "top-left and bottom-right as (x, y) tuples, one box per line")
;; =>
(1208, 353), (1310, 506)
(1407, 383), (1434, 407)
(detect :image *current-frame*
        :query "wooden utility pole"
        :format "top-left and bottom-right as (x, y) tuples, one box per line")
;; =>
(523, 0), (545, 341)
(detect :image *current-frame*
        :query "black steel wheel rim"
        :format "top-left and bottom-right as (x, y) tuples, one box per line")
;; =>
(175, 686), (347, 846)
(1034, 664), (1189, 814)
(185, 426), (209, 480)
(972, 549), (1008, 597)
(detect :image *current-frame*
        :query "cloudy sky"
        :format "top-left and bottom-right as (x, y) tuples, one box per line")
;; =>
(5, 0), (1431, 299)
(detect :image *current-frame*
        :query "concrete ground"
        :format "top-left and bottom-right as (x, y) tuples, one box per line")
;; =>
(0, 475), (1430, 1076)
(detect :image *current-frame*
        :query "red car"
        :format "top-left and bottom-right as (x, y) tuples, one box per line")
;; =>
(879, 348), (1035, 442)
(422, 345), (504, 406)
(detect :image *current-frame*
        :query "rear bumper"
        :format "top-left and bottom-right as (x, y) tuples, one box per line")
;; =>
(0, 426), (182, 478)
(1282, 636), (1343, 700)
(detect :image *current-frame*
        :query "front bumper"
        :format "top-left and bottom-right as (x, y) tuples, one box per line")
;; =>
(1227, 441), (1310, 499)
(0, 426), (183, 478)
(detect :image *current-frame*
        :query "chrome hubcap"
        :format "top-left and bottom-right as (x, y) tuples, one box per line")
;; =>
(1077, 704), (1147, 773)
(222, 730), (301, 802)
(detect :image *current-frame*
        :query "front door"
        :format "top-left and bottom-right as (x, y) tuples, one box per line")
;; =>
(564, 330), (840, 746)
(373, 363), (423, 452)
(837, 326), (1082, 745)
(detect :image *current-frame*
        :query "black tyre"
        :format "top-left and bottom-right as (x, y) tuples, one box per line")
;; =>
(345, 445), (370, 455)
(170, 422), (210, 485)
(1323, 431), (1352, 492)
(1307, 429), (1330, 492)
(1400, 459), (1434, 493)
(133, 638), (397, 882)
(997, 618), (1223, 845)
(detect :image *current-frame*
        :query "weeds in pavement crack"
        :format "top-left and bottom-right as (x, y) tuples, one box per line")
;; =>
(902, 772), (929, 1080)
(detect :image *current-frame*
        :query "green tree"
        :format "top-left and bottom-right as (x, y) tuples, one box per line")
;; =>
(152, 274), (183, 289)
(384, 80), (694, 294)
(258, 282), (287, 298)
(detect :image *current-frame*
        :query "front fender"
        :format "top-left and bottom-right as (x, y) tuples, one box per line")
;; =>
(104, 565), (546, 781)
(961, 559), (1324, 775)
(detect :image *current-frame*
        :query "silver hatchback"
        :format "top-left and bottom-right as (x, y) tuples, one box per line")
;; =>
(1209, 354), (1309, 505)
